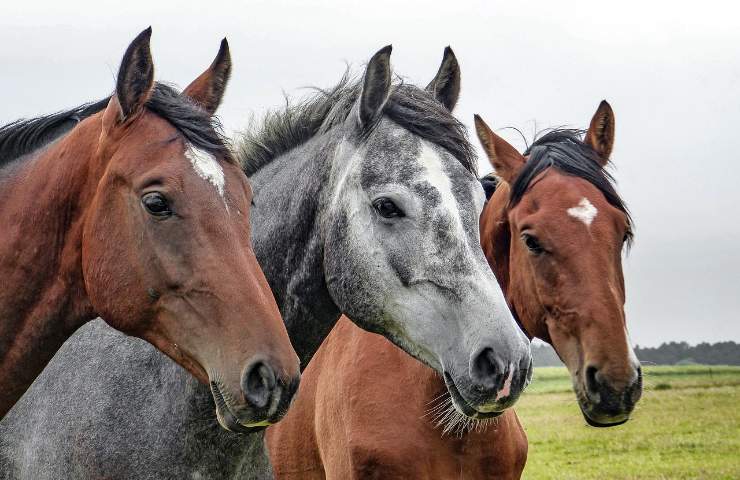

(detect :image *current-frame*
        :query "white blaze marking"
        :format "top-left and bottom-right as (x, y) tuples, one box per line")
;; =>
(185, 145), (225, 200)
(417, 141), (515, 342)
(418, 142), (466, 236)
(567, 197), (598, 226)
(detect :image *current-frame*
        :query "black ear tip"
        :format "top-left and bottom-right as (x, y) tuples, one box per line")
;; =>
(120, 27), (153, 68)
(444, 46), (455, 57)
(596, 100), (614, 120)
(138, 26), (153, 41)
(377, 44), (393, 56)
(128, 27), (152, 51)
(217, 38), (231, 61)
(474, 114), (483, 124)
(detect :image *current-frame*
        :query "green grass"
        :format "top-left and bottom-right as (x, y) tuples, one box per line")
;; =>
(518, 365), (740, 479)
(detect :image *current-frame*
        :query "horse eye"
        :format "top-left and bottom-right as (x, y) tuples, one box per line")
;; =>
(142, 192), (172, 217)
(521, 233), (544, 255)
(373, 197), (404, 219)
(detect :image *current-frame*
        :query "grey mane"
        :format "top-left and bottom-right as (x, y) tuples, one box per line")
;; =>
(238, 72), (476, 176)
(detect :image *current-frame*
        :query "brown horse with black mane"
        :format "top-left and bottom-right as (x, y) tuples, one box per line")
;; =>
(267, 99), (641, 478)
(0, 28), (300, 428)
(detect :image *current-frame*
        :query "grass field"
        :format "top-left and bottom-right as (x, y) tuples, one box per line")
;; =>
(517, 365), (740, 479)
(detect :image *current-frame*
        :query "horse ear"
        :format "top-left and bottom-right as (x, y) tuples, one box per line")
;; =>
(115, 27), (155, 121)
(358, 45), (393, 127)
(585, 100), (615, 166)
(474, 114), (526, 184)
(182, 38), (232, 115)
(425, 46), (460, 111)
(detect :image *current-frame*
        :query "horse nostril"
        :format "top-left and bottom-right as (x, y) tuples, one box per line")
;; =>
(585, 365), (600, 393)
(471, 347), (501, 389)
(242, 361), (276, 410)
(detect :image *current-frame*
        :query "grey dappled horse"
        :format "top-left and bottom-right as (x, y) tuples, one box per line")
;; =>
(0, 46), (531, 479)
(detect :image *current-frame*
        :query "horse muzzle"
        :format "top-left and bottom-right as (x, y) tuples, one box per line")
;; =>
(577, 365), (642, 427)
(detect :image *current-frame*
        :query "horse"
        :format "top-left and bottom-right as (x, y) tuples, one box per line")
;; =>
(0, 46), (531, 479)
(0, 27), (300, 426)
(265, 101), (642, 479)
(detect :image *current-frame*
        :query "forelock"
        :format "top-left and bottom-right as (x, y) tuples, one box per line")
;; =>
(511, 128), (633, 246)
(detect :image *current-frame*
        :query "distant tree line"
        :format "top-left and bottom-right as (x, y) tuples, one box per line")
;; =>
(532, 341), (740, 367)
(634, 341), (740, 366)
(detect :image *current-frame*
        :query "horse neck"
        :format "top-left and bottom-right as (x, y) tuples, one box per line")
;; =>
(480, 184), (513, 301)
(249, 134), (342, 369)
(0, 115), (101, 415)
(480, 183), (547, 341)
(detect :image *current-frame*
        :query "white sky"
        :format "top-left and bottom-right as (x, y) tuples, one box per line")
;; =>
(2, 0), (738, 346)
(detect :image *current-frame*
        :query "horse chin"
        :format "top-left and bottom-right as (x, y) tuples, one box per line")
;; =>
(576, 394), (631, 428)
(443, 372), (505, 420)
(215, 408), (269, 434)
(582, 412), (629, 428)
(210, 381), (270, 434)
(579, 406), (630, 428)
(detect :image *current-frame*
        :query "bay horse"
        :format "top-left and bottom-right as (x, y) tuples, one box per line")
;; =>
(0, 29), (300, 428)
(265, 101), (642, 479)
(0, 46), (530, 479)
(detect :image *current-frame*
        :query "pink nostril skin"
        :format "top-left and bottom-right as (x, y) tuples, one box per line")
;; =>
(495, 369), (514, 401)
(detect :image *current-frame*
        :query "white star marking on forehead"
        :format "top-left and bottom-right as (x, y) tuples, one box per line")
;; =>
(567, 197), (598, 226)
(185, 145), (225, 200)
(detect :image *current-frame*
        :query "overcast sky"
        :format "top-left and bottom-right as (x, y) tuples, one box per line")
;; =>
(1, 0), (737, 347)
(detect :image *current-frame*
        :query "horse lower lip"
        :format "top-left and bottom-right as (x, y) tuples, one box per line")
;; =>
(211, 381), (269, 434)
(579, 404), (630, 428)
(216, 404), (269, 434)
(241, 419), (273, 428)
(583, 413), (629, 428)
(218, 412), (267, 434)
(443, 372), (504, 420)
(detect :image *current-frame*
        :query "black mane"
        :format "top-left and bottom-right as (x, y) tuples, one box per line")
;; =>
(238, 73), (476, 176)
(510, 129), (633, 243)
(0, 83), (232, 168)
(0, 99), (109, 166)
